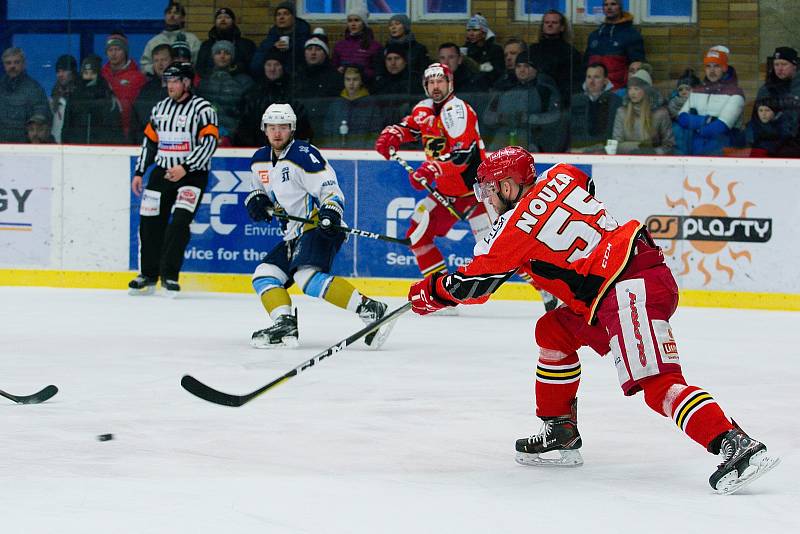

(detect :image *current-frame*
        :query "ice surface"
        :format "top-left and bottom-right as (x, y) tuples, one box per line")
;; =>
(1, 287), (797, 533)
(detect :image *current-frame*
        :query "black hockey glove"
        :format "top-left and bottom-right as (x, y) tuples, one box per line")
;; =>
(317, 205), (342, 237)
(245, 191), (273, 222)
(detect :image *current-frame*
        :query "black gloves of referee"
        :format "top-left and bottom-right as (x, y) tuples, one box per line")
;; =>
(245, 191), (273, 222)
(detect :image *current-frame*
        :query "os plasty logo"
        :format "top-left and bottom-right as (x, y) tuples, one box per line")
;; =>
(645, 172), (772, 285)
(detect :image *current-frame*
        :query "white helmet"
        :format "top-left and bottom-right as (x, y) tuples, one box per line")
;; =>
(261, 103), (297, 132)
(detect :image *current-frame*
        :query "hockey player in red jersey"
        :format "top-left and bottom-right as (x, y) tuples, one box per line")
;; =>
(375, 63), (489, 279)
(407, 146), (779, 494)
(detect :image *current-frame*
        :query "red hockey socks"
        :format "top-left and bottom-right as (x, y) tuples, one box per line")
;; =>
(535, 350), (581, 417)
(640, 373), (734, 449)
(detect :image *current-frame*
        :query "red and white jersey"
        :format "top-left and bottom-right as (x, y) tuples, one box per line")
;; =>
(439, 163), (643, 323)
(393, 95), (486, 196)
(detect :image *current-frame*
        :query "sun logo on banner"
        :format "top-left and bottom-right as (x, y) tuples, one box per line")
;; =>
(645, 172), (772, 285)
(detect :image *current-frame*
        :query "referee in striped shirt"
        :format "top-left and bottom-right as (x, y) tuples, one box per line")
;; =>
(129, 61), (219, 295)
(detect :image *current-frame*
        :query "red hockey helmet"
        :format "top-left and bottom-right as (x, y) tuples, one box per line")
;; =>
(422, 62), (454, 102)
(474, 146), (536, 201)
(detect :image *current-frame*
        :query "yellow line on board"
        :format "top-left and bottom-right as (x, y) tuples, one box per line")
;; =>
(0, 269), (798, 311)
(0, 227), (32, 231)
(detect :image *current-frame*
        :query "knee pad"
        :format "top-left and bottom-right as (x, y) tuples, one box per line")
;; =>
(139, 189), (161, 217)
(295, 267), (334, 298)
(174, 185), (202, 214)
(252, 263), (289, 295)
(535, 310), (579, 358)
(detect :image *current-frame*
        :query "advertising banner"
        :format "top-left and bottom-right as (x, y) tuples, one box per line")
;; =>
(0, 154), (53, 266)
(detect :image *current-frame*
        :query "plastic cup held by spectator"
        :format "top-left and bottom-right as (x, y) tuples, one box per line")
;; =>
(605, 139), (618, 155)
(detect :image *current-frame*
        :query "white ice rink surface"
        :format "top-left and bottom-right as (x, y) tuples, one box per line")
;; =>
(1, 287), (797, 533)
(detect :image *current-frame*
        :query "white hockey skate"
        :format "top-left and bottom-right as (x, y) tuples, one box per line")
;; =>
(357, 297), (396, 350)
(162, 279), (180, 299)
(710, 426), (780, 495)
(251, 314), (299, 349)
(128, 274), (157, 296)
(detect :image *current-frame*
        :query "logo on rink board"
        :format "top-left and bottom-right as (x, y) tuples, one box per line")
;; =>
(644, 172), (772, 286)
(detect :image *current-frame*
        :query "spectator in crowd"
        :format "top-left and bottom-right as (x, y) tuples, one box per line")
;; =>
(197, 40), (254, 146)
(25, 113), (55, 144)
(528, 9), (583, 107)
(295, 33), (342, 140)
(382, 14), (430, 75)
(332, 3), (382, 83)
(492, 38), (527, 91)
(611, 69), (674, 154)
(371, 43), (421, 126)
(372, 43), (423, 96)
(63, 54), (124, 145)
(483, 52), (562, 152)
(50, 54), (78, 143)
(569, 62), (622, 153)
(141, 2), (201, 75)
(101, 33), (147, 139)
(755, 47), (800, 136)
(322, 65), (378, 148)
(668, 68), (700, 155)
(130, 44), (172, 144)
(437, 42), (485, 94)
(251, 1), (311, 79)
(746, 99), (794, 156)
(0, 47), (49, 143)
(677, 47), (745, 156)
(196, 7), (256, 79)
(584, 0), (645, 90)
(615, 62), (663, 106)
(463, 14), (504, 87)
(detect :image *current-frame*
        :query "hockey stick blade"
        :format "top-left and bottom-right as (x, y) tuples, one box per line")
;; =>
(181, 302), (412, 407)
(0, 384), (59, 404)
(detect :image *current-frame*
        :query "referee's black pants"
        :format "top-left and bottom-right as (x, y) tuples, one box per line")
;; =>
(138, 166), (208, 282)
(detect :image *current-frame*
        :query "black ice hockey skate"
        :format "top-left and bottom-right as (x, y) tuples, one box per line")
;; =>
(516, 401), (583, 467)
(162, 279), (180, 298)
(357, 297), (395, 349)
(709, 424), (780, 495)
(128, 274), (157, 296)
(251, 313), (299, 349)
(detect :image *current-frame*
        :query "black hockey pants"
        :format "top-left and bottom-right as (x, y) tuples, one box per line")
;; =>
(138, 166), (208, 282)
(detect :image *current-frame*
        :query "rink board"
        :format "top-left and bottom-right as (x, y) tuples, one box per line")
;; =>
(0, 145), (798, 310)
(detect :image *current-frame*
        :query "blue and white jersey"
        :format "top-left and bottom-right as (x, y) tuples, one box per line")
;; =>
(249, 139), (345, 241)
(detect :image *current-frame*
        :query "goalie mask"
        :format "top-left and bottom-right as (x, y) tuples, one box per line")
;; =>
(422, 63), (454, 103)
(261, 103), (297, 132)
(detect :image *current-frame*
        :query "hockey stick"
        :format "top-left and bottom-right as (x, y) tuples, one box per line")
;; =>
(181, 302), (412, 407)
(270, 211), (410, 245)
(0, 384), (59, 404)
(388, 148), (469, 221)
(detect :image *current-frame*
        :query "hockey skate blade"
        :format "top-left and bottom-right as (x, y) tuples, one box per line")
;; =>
(128, 286), (156, 296)
(515, 449), (584, 468)
(163, 289), (180, 299)
(714, 451), (780, 495)
(250, 336), (299, 349)
(432, 307), (458, 317)
(364, 316), (399, 351)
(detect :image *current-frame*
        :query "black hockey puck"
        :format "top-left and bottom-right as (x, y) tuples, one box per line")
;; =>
(97, 433), (114, 441)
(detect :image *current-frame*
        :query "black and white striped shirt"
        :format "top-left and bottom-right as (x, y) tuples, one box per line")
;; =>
(134, 94), (219, 175)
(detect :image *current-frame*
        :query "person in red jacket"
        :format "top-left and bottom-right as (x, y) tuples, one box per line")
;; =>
(375, 62), (488, 279)
(584, 0), (645, 90)
(101, 32), (147, 139)
(407, 146), (779, 494)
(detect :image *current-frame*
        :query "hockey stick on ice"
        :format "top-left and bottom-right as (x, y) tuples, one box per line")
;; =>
(270, 211), (410, 245)
(0, 384), (59, 404)
(181, 302), (412, 407)
(388, 148), (469, 221)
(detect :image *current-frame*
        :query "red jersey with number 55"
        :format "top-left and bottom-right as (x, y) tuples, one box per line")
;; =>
(440, 163), (643, 323)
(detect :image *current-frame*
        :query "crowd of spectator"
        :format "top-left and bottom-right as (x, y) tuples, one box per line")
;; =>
(2, 0), (800, 157)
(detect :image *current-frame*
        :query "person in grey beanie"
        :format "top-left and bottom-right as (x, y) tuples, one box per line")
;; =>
(382, 13), (430, 75)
